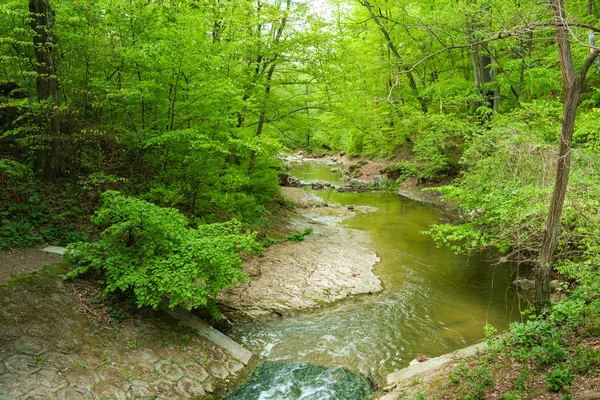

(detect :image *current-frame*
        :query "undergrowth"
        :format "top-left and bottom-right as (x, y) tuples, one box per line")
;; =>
(442, 262), (600, 399)
(0, 159), (90, 250)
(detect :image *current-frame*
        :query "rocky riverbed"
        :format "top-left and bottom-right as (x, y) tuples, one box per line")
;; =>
(218, 187), (382, 319)
(0, 185), (384, 399)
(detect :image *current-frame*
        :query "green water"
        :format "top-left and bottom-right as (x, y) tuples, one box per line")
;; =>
(226, 163), (521, 398)
(289, 161), (344, 186)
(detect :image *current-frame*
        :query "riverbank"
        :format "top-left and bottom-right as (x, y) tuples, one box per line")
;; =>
(218, 186), (382, 320)
(286, 151), (450, 206)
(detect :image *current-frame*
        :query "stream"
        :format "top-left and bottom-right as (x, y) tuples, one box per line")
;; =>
(225, 161), (521, 399)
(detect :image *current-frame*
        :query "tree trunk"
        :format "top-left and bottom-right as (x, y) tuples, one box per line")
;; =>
(360, 0), (428, 114)
(466, 22), (482, 95)
(248, 0), (291, 172)
(535, 0), (599, 313)
(29, 0), (60, 179)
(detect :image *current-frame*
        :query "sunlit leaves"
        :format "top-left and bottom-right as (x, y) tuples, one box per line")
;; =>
(64, 191), (259, 314)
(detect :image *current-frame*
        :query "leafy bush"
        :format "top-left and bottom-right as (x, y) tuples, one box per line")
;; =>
(544, 365), (575, 392)
(64, 191), (260, 315)
(449, 361), (494, 400)
(0, 159), (43, 249)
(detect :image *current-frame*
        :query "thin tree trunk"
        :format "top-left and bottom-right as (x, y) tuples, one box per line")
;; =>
(466, 22), (482, 95)
(490, 46), (500, 112)
(536, 0), (600, 313)
(249, 0), (291, 171)
(515, 32), (533, 108)
(29, 0), (60, 179)
(249, 63), (276, 171)
(360, 0), (428, 114)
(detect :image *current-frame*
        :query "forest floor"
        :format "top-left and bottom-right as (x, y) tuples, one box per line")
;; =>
(0, 261), (249, 399)
(0, 247), (62, 281)
(384, 345), (600, 400)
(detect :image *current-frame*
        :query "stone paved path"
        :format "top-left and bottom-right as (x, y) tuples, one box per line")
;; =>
(0, 265), (248, 399)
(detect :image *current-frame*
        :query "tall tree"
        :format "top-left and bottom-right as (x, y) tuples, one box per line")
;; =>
(359, 0), (428, 114)
(29, 0), (60, 178)
(535, 0), (600, 311)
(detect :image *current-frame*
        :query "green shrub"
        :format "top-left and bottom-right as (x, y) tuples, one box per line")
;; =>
(285, 228), (313, 242)
(0, 159), (43, 249)
(544, 365), (575, 392)
(0, 158), (89, 249)
(500, 392), (524, 400)
(450, 362), (494, 400)
(64, 191), (260, 315)
(569, 345), (600, 375)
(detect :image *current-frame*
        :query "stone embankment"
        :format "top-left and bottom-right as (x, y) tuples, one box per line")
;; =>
(0, 250), (253, 399)
(379, 343), (488, 399)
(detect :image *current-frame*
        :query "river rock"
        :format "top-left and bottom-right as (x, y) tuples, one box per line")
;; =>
(513, 278), (535, 291)
(217, 191), (382, 319)
(338, 179), (370, 192)
(382, 343), (488, 399)
(311, 180), (331, 190)
(278, 173), (301, 187)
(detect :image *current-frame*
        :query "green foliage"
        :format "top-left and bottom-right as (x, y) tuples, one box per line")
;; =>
(569, 345), (600, 375)
(544, 366), (575, 392)
(456, 283), (600, 397)
(0, 159), (87, 249)
(500, 393), (523, 400)
(0, 159), (42, 249)
(449, 361), (494, 400)
(285, 228), (313, 243)
(64, 191), (260, 315)
(411, 114), (479, 180)
(107, 306), (129, 323)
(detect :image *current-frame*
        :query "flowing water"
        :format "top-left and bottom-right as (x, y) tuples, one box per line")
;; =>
(226, 162), (521, 399)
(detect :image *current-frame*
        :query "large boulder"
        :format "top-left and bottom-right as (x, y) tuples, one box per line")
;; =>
(513, 278), (535, 291)
(278, 173), (301, 187)
(311, 180), (331, 190)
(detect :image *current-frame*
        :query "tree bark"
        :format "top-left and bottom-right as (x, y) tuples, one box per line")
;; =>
(29, 0), (60, 179)
(536, 0), (600, 313)
(360, 0), (428, 114)
(466, 22), (482, 95)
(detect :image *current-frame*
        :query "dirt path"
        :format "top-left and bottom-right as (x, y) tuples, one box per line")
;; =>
(0, 246), (62, 281)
